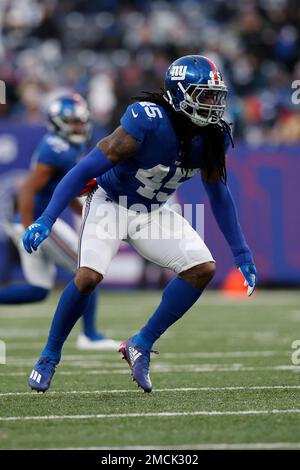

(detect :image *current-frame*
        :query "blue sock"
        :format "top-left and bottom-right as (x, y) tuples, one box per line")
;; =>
(82, 291), (105, 340)
(0, 284), (49, 304)
(132, 276), (203, 350)
(41, 280), (91, 362)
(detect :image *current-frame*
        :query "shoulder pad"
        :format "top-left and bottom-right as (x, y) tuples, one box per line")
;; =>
(121, 102), (166, 142)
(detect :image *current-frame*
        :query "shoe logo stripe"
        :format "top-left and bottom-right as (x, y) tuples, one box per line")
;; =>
(30, 369), (42, 383)
(128, 346), (142, 364)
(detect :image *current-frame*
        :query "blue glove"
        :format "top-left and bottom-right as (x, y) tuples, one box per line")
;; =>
(22, 215), (54, 254)
(239, 263), (258, 297)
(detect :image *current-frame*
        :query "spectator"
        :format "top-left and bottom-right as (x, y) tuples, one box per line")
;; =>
(0, 0), (299, 143)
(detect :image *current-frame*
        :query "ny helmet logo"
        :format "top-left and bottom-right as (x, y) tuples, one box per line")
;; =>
(170, 65), (188, 81)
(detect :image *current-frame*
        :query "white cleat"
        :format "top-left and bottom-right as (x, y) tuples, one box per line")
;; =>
(76, 333), (120, 351)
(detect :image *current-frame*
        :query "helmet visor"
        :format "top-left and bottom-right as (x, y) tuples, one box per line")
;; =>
(180, 83), (227, 125)
(190, 87), (226, 107)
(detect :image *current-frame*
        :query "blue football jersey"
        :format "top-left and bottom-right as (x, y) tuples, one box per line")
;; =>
(98, 101), (230, 211)
(31, 133), (85, 218)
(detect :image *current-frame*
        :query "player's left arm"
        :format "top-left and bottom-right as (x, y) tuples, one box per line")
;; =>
(201, 163), (258, 296)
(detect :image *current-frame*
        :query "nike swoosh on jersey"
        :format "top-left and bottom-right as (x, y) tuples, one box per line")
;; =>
(131, 109), (138, 118)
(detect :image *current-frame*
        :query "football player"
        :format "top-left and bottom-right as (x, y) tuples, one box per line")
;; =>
(23, 56), (258, 392)
(1, 94), (119, 351)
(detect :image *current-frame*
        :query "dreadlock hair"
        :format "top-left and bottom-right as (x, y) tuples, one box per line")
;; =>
(132, 90), (234, 184)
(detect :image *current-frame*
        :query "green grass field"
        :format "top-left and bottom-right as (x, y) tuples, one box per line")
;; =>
(1, 289), (300, 450)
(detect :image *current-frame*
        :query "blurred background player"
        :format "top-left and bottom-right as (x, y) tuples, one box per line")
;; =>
(0, 93), (119, 351)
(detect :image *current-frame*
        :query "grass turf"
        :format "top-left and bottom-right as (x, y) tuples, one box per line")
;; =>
(0, 289), (300, 449)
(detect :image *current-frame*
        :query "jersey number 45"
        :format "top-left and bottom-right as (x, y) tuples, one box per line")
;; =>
(136, 165), (197, 202)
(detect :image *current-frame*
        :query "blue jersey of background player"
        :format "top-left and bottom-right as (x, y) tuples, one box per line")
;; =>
(23, 55), (258, 393)
(31, 132), (85, 220)
(0, 94), (119, 351)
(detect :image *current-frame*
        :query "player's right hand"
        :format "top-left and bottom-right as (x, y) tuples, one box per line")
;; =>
(23, 216), (53, 253)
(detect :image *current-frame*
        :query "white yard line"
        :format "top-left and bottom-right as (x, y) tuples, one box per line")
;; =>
(1, 384), (300, 397)
(1, 409), (300, 422)
(163, 351), (284, 358)
(0, 330), (285, 340)
(4, 350), (286, 360)
(0, 330), (126, 340)
(5, 361), (263, 368)
(0, 329), (46, 338)
(49, 443), (300, 450)
(5, 360), (123, 367)
(2, 343), (45, 350)
(152, 364), (300, 372)
(0, 312), (53, 319)
(63, 350), (288, 359)
(5, 343), (119, 350)
(1, 364), (300, 377)
(0, 370), (129, 376)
